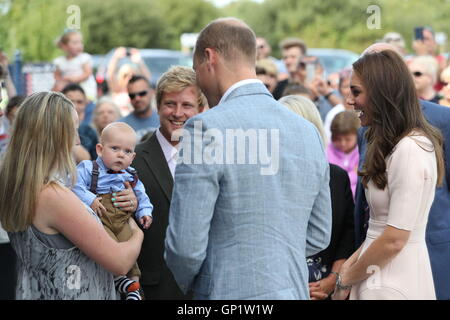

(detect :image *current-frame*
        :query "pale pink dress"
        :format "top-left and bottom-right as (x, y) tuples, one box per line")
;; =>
(350, 134), (436, 300)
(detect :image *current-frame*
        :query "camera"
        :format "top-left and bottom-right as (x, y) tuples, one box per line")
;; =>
(414, 27), (424, 41)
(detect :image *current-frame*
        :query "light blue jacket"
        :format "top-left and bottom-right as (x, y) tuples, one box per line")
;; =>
(164, 83), (332, 300)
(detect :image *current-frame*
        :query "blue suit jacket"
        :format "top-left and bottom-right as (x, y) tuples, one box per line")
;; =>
(354, 100), (450, 299)
(164, 82), (332, 300)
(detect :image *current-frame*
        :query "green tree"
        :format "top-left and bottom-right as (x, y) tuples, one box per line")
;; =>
(78, 0), (172, 54)
(1, 0), (220, 62)
(155, 0), (221, 49)
(1, 0), (67, 61)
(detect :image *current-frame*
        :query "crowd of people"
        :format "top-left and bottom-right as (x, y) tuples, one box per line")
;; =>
(1, 18), (450, 300)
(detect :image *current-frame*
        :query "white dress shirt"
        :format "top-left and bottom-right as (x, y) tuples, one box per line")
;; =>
(156, 128), (179, 178)
(219, 79), (263, 105)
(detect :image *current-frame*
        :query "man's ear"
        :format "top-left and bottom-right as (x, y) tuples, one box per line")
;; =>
(198, 105), (205, 114)
(95, 143), (103, 157)
(204, 48), (218, 70)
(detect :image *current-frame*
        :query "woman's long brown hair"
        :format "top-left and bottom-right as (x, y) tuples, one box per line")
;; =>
(355, 50), (444, 189)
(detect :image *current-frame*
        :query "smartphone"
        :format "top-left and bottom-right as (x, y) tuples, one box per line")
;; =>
(414, 27), (424, 41)
(306, 63), (316, 83)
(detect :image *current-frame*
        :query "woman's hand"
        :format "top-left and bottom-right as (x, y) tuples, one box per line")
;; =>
(331, 270), (352, 300)
(114, 47), (127, 59)
(331, 287), (351, 300)
(112, 181), (138, 212)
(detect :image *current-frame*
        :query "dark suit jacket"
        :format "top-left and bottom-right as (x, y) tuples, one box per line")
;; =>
(132, 133), (191, 300)
(310, 164), (355, 268)
(354, 100), (450, 299)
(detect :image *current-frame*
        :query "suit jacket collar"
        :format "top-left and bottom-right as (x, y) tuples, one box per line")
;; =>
(139, 133), (173, 201)
(221, 81), (273, 104)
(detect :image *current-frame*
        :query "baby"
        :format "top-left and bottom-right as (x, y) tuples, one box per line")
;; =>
(73, 122), (153, 300)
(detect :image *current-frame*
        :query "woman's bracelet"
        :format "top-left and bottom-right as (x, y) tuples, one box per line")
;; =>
(331, 272), (352, 291)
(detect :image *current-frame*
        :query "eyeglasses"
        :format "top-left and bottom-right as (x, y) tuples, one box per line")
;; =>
(128, 90), (148, 100)
(384, 37), (402, 42)
(412, 71), (423, 77)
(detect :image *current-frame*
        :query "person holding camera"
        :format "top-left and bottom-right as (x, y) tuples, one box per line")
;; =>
(106, 47), (152, 116)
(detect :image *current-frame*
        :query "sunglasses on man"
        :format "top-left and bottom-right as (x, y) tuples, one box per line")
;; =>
(128, 90), (148, 100)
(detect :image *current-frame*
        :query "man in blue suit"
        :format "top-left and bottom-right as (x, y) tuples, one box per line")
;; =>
(164, 18), (332, 300)
(354, 43), (450, 300)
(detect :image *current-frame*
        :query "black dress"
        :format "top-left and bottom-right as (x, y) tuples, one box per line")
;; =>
(307, 164), (355, 282)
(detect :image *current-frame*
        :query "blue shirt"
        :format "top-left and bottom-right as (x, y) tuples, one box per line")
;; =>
(73, 157), (153, 220)
(118, 111), (160, 141)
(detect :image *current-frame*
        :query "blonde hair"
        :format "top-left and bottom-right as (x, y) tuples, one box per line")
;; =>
(441, 66), (450, 82)
(100, 122), (137, 145)
(279, 95), (327, 146)
(410, 55), (439, 83)
(57, 29), (82, 48)
(92, 98), (121, 135)
(0, 92), (77, 232)
(156, 66), (207, 109)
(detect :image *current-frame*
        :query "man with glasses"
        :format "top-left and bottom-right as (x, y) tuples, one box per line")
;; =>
(272, 37), (308, 99)
(412, 26), (447, 92)
(408, 55), (440, 104)
(120, 75), (160, 141)
(256, 37), (288, 83)
(382, 32), (406, 56)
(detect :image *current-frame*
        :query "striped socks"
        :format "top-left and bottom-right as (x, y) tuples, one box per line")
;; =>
(126, 290), (142, 300)
(114, 276), (140, 294)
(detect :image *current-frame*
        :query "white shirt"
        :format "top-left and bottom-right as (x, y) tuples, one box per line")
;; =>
(53, 53), (97, 100)
(156, 128), (178, 178)
(0, 224), (9, 244)
(218, 79), (263, 105)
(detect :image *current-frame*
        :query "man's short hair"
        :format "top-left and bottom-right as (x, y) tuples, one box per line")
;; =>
(279, 38), (307, 55)
(128, 75), (151, 87)
(156, 66), (207, 108)
(195, 18), (257, 65)
(61, 83), (85, 96)
(282, 83), (311, 98)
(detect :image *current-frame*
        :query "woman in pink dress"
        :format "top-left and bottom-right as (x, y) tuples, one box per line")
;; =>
(333, 50), (444, 300)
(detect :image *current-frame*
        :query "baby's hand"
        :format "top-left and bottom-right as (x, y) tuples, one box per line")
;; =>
(139, 215), (153, 229)
(91, 197), (107, 217)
